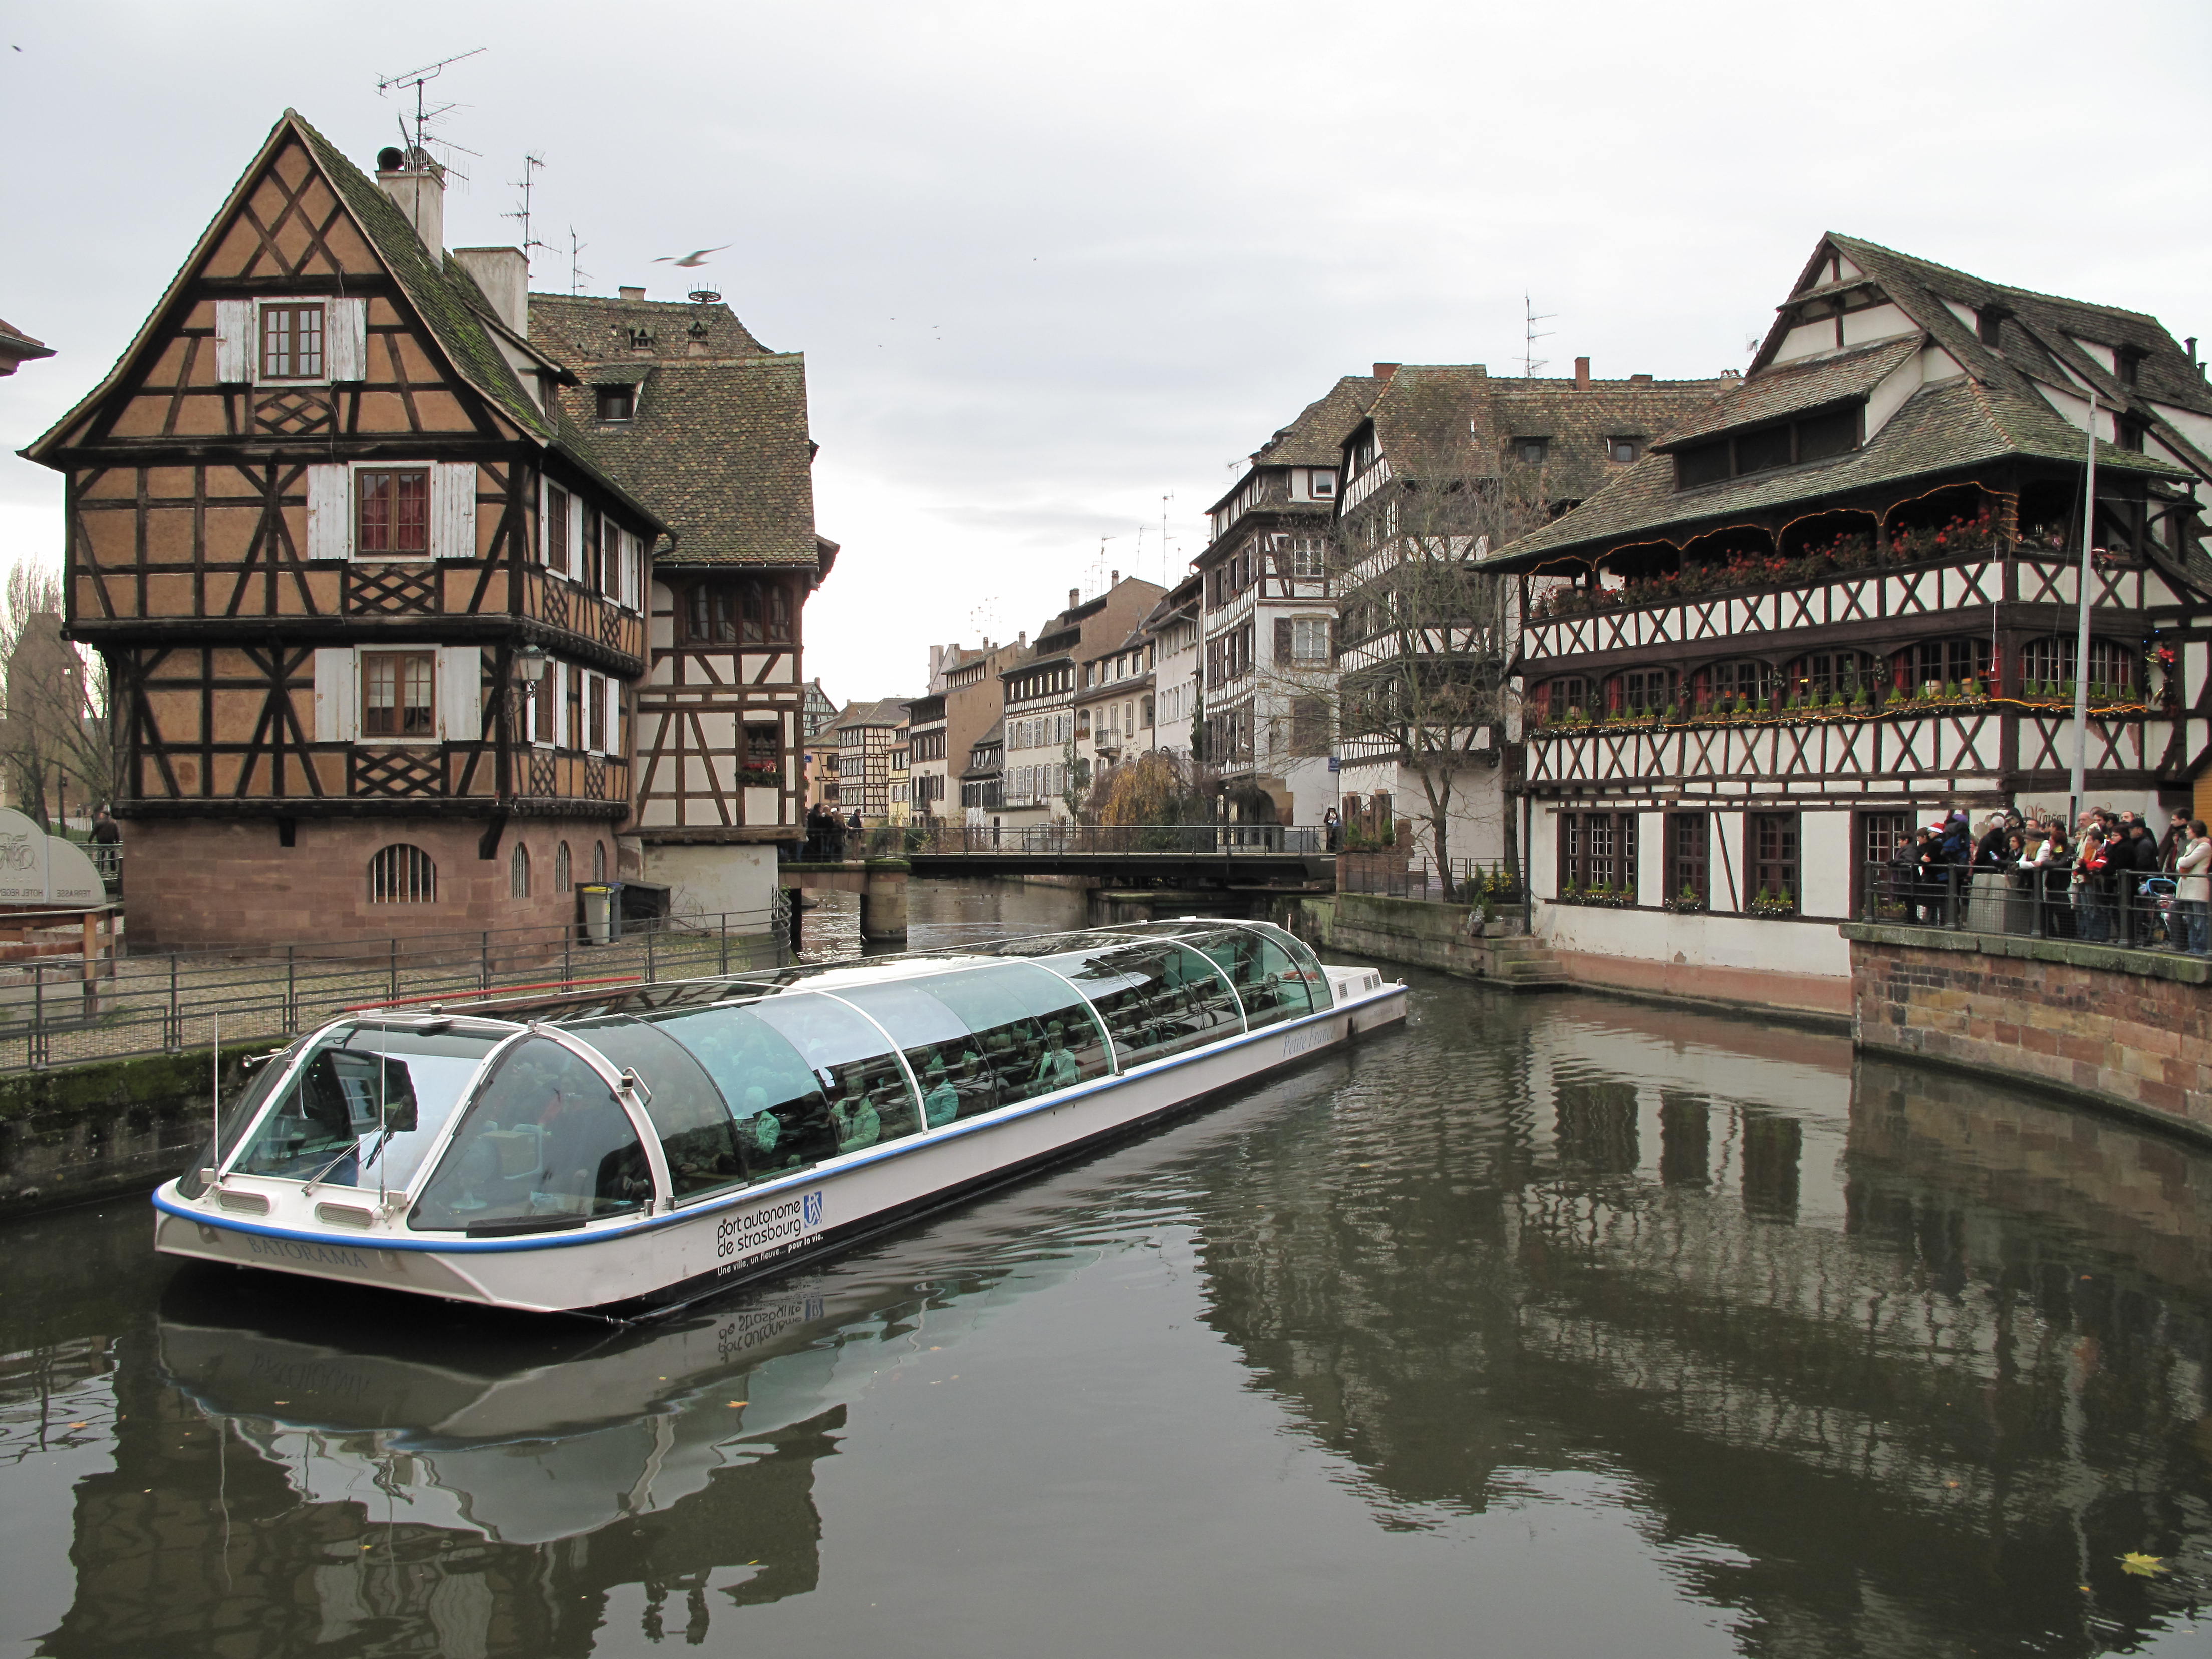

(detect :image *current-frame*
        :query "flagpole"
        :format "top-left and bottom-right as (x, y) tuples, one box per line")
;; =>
(2067, 392), (2098, 827)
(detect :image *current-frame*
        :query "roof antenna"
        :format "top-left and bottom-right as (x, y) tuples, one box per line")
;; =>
(566, 226), (591, 297)
(503, 152), (550, 272)
(1521, 294), (1556, 378)
(376, 48), (487, 179)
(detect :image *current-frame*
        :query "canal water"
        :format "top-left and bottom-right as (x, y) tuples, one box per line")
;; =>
(3, 881), (2207, 1657)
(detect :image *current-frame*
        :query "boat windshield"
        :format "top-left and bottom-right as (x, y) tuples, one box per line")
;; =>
(222, 1024), (506, 1192)
(1109, 920), (1332, 1026)
(410, 1034), (653, 1231)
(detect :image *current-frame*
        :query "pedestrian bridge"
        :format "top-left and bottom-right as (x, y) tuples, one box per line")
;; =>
(783, 824), (1334, 893)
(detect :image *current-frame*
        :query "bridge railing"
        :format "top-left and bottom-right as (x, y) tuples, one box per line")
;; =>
(867, 823), (1326, 857)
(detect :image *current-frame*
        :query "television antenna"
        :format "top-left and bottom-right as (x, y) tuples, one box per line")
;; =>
(376, 48), (486, 176)
(1161, 492), (1175, 584)
(566, 227), (591, 297)
(503, 153), (550, 271)
(1521, 294), (1556, 378)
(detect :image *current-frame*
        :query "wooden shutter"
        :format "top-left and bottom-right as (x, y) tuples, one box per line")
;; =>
(324, 299), (369, 381)
(312, 648), (356, 742)
(431, 463), (477, 560)
(305, 465), (350, 560)
(435, 648), (482, 741)
(214, 300), (252, 382)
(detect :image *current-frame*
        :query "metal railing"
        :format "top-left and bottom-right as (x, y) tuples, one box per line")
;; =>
(795, 823), (1328, 860)
(1338, 855), (1526, 908)
(0, 904), (790, 1074)
(1860, 860), (2205, 954)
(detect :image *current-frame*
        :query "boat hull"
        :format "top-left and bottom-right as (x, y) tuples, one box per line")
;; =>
(155, 985), (1406, 1316)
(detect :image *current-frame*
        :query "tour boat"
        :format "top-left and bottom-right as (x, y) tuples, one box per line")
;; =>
(151, 920), (1406, 1317)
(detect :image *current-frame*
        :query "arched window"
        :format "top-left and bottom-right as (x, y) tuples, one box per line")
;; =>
(1614, 667), (1676, 715)
(555, 841), (573, 893)
(368, 844), (436, 904)
(593, 841), (608, 884)
(510, 841), (531, 899)
(1537, 675), (1594, 722)
(1787, 650), (1876, 701)
(2020, 636), (2133, 693)
(1893, 637), (1990, 691)
(1699, 660), (1774, 709)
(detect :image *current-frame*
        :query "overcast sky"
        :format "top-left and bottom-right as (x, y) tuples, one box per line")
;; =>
(3, 0), (2207, 701)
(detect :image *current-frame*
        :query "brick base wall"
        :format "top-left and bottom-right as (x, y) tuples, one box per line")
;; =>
(121, 817), (613, 949)
(1844, 923), (2212, 1139)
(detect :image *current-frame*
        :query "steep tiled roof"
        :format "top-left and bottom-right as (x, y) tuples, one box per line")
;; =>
(1361, 365), (1728, 507)
(531, 293), (822, 572)
(1652, 338), (1919, 450)
(1254, 375), (1385, 467)
(827, 696), (910, 733)
(1495, 375), (2187, 568)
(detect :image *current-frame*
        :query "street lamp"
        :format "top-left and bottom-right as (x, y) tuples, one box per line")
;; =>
(513, 642), (551, 683)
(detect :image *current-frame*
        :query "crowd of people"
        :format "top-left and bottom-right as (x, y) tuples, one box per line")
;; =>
(1894, 805), (2210, 952)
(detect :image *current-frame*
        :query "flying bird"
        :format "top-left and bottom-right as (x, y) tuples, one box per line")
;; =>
(654, 245), (730, 268)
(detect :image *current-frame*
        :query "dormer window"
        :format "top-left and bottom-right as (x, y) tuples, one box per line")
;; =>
(260, 303), (325, 380)
(1674, 404), (1860, 489)
(597, 385), (636, 421)
(1608, 437), (1641, 464)
(1976, 305), (2009, 349)
(1516, 437), (1550, 465)
(2117, 346), (2146, 387)
(1312, 470), (1336, 497)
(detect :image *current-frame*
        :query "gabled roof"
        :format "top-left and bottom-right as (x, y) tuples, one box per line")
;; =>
(20, 111), (661, 532)
(0, 318), (54, 369)
(826, 696), (909, 733)
(1651, 338), (1918, 451)
(530, 293), (821, 573)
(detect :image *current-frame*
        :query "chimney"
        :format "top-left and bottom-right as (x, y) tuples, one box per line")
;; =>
(1373, 362), (1400, 381)
(1069, 587), (1080, 609)
(1110, 568), (1119, 585)
(1630, 373), (1653, 385)
(375, 147), (445, 257)
(453, 248), (529, 336)
(1574, 356), (1591, 390)
(619, 286), (647, 302)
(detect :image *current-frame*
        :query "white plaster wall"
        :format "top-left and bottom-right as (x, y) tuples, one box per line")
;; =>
(1772, 319), (1836, 363)
(645, 843), (779, 923)
(1864, 353), (1925, 442)
(1537, 904), (1851, 978)
(2034, 381), (2120, 441)
(1637, 811), (1665, 902)
(1921, 345), (1965, 382)
(1800, 809), (1852, 918)
(1531, 807), (1559, 900)
(2068, 336), (2117, 374)
(1940, 297), (1978, 332)
(1841, 302), (1914, 346)
(2151, 400), (2212, 457)
(1711, 812), (1746, 913)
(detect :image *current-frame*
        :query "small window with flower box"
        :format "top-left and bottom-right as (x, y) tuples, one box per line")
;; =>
(1668, 812), (1707, 910)
(1748, 812), (1799, 915)
(1559, 811), (1638, 905)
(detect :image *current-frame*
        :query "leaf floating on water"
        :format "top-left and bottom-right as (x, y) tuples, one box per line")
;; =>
(2119, 1552), (2166, 1576)
(727, 1401), (746, 1407)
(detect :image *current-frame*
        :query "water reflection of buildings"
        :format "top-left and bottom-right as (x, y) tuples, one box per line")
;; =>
(1189, 1006), (2212, 1655)
(41, 1258), (1028, 1659)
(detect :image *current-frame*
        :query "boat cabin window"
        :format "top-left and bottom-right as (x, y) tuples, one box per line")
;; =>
(908, 960), (1113, 1103)
(410, 1036), (653, 1231)
(1040, 940), (1242, 1068)
(744, 992), (924, 1158)
(644, 1003), (838, 1176)
(572, 1016), (755, 1204)
(1173, 927), (1320, 1030)
(223, 1024), (502, 1193)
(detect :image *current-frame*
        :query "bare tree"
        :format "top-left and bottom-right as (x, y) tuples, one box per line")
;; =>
(0, 560), (118, 830)
(1318, 372), (1556, 880)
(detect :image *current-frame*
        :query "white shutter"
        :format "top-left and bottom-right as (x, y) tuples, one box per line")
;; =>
(305, 465), (350, 560)
(567, 493), (585, 577)
(312, 648), (356, 742)
(431, 462), (477, 560)
(436, 647), (482, 742)
(605, 675), (622, 754)
(554, 664), (571, 749)
(622, 531), (642, 608)
(536, 475), (551, 566)
(324, 298), (368, 381)
(214, 300), (252, 382)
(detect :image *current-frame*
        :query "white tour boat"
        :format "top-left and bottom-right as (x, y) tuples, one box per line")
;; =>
(152, 920), (1406, 1316)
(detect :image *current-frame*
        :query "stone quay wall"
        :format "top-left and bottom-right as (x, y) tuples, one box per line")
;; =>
(1842, 922), (2212, 1142)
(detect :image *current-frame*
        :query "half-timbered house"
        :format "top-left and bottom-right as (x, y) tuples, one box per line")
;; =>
(528, 284), (836, 916)
(1330, 360), (1724, 868)
(1491, 234), (2212, 1016)
(1195, 375), (1381, 827)
(26, 112), (660, 947)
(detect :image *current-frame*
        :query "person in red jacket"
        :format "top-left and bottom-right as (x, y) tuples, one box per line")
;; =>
(2071, 828), (2113, 943)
